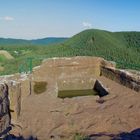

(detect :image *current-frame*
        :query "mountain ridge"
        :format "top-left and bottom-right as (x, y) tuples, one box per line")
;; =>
(0, 37), (68, 45)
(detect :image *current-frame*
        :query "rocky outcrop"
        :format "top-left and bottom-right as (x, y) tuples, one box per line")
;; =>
(0, 83), (11, 138)
(16, 57), (140, 140)
(0, 56), (140, 140)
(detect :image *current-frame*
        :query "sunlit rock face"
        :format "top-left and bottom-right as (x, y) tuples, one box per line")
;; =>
(1, 56), (140, 140)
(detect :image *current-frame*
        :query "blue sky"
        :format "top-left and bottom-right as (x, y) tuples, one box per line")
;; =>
(0, 0), (140, 39)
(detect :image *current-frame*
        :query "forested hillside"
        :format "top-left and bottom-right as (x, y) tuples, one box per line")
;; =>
(0, 29), (140, 75)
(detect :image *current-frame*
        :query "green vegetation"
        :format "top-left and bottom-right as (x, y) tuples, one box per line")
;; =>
(58, 89), (98, 98)
(74, 133), (90, 140)
(0, 54), (7, 62)
(0, 29), (140, 75)
(34, 81), (47, 94)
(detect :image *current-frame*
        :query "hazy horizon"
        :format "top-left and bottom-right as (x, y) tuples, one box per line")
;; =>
(0, 0), (140, 39)
(1, 28), (140, 40)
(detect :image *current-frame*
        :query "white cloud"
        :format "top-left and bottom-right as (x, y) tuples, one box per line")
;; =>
(0, 16), (14, 21)
(4, 16), (14, 21)
(82, 22), (92, 28)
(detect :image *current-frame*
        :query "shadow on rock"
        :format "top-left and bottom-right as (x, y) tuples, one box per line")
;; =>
(4, 135), (38, 140)
(2, 128), (140, 140)
(0, 127), (12, 138)
(112, 128), (140, 140)
(87, 128), (140, 140)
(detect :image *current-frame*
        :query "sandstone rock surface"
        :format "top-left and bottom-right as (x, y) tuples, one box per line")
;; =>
(18, 76), (140, 140)
(17, 57), (140, 140)
(1, 56), (140, 140)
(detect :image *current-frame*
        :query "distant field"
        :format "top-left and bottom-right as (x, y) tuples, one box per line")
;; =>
(0, 29), (140, 75)
(0, 50), (14, 59)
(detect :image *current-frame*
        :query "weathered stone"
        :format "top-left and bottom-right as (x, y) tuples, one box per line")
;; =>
(94, 80), (109, 97)
(0, 56), (140, 140)
(9, 81), (21, 122)
(101, 67), (140, 92)
(33, 56), (113, 80)
(0, 83), (10, 138)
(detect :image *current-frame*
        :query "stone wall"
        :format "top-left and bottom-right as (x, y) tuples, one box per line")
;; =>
(33, 56), (115, 79)
(32, 56), (114, 95)
(0, 74), (31, 123)
(9, 81), (21, 122)
(0, 83), (10, 137)
(101, 67), (140, 92)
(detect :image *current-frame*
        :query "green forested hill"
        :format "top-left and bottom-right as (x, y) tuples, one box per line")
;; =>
(59, 29), (140, 68)
(0, 29), (140, 75)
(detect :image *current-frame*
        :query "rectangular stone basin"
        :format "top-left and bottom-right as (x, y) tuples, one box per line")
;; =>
(57, 77), (109, 98)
